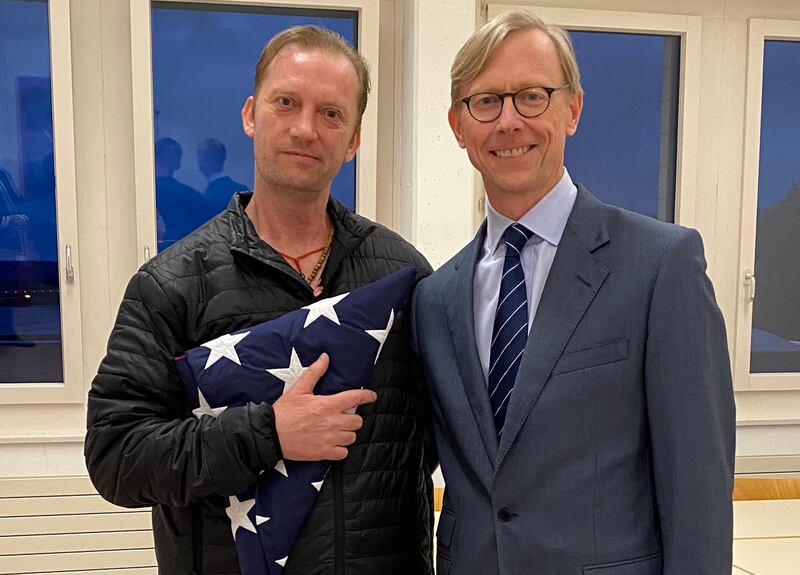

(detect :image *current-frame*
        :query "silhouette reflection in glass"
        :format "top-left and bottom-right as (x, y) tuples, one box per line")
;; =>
(752, 181), (800, 372)
(155, 137), (207, 250)
(0, 167), (33, 347)
(196, 137), (248, 220)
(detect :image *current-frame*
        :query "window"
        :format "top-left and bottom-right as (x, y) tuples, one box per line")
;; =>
(0, 0), (82, 404)
(150, 2), (358, 250)
(738, 20), (800, 391)
(566, 31), (680, 221)
(749, 40), (800, 374)
(0, 0), (62, 383)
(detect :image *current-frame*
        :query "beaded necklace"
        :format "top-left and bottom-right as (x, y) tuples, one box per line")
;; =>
(276, 224), (334, 285)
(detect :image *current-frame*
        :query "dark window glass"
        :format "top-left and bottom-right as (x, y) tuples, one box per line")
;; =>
(566, 31), (680, 221)
(751, 40), (800, 373)
(0, 0), (63, 383)
(151, 3), (358, 251)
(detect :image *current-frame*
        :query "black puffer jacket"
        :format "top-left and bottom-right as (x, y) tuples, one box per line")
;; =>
(85, 194), (435, 575)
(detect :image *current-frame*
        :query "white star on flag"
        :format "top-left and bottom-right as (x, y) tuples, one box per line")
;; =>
(226, 495), (257, 538)
(366, 309), (395, 364)
(192, 388), (228, 419)
(302, 293), (349, 328)
(172, 267), (418, 575)
(266, 348), (309, 394)
(202, 331), (250, 369)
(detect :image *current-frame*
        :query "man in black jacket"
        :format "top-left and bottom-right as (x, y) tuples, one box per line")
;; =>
(85, 26), (434, 575)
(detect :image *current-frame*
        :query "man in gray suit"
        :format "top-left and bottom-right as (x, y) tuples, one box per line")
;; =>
(412, 10), (735, 575)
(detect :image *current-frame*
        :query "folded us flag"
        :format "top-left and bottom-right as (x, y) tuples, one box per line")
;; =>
(174, 266), (417, 575)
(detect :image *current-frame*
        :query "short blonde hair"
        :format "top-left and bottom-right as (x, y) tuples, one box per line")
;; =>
(450, 9), (582, 104)
(254, 25), (370, 123)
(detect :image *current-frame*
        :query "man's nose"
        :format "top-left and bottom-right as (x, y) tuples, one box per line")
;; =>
(495, 95), (524, 132)
(290, 108), (317, 141)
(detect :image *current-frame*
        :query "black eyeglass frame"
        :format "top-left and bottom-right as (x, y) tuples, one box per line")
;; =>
(459, 84), (571, 122)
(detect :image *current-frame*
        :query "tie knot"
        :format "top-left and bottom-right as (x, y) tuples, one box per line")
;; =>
(502, 223), (533, 257)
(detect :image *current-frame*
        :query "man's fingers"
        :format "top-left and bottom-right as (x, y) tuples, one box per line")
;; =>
(327, 413), (363, 432)
(339, 414), (364, 432)
(327, 388), (377, 410)
(328, 446), (349, 461)
(287, 353), (329, 395)
(333, 431), (358, 447)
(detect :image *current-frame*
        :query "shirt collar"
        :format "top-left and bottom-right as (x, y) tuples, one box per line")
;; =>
(484, 168), (578, 255)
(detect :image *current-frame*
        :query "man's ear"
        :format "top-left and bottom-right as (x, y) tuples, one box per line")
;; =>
(344, 127), (361, 162)
(241, 96), (255, 138)
(448, 106), (466, 149)
(566, 91), (584, 136)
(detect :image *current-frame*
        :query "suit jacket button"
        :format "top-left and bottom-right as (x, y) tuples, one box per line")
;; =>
(497, 507), (515, 522)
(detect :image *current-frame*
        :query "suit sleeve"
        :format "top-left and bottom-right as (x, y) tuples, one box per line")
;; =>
(84, 270), (281, 508)
(411, 280), (439, 474)
(644, 228), (736, 575)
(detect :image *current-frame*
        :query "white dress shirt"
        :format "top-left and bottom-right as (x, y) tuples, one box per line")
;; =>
(473, 169), (577, 382)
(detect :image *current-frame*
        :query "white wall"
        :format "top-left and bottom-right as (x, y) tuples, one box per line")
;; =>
(2, 0), (800, 479)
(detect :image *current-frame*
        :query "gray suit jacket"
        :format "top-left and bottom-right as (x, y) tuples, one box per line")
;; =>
(412, 186), (735, 575)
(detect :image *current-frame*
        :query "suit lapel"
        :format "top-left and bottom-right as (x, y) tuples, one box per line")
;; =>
(444, 223), (500, 466)
(496, 187), (610, 467)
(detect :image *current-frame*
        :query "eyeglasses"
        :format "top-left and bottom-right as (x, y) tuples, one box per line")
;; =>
(460, 85), (570, 122)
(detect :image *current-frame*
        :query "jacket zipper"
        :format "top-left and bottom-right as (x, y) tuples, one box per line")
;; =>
(333, 461), (344, 575)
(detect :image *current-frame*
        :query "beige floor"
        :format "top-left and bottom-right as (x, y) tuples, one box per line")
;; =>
(733, 499), (800, 575)
(432, 499), (800, 574)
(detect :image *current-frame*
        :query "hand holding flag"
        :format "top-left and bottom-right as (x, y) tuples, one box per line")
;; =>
(174, 266), (417, 574)
(273, 352), (377, 461)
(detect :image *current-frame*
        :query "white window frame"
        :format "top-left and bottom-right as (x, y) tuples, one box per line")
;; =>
(129, 0), (380, 266)
(733, 18), (800, 393)
(0, 0), (85, 406)
(488, 4), (702, 230)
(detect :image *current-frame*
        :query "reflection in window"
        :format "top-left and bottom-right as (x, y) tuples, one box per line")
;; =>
(0, 0), (63, 383)
(151, 3), (358, 251)
(566, 31), (680, 221)
(751, 40), (800, 373)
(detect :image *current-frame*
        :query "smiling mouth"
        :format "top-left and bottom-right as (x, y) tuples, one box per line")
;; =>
(491, 145), (532, 158)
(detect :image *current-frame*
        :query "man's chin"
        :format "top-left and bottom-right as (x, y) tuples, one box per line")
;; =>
(278, 181), (330, 198)
(485, 178), (540, 198)
(257, 170), (330, 197)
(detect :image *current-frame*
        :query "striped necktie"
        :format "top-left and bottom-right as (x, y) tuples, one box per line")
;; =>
(488, 223), (533, 435)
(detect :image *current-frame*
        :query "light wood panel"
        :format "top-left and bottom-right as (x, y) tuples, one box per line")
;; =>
(0, 494), (141, 517)
(0, 476), (95, 497)
(734, 478), (800, 501)
(0, 549), (157, 574)
(31, 570), (156, 575)
(0, 476), (155, 574)
(0, 511), (151, 536)
(0, 531), (154, 556)
(434, 487), (444, 512)
(433, 479), (800, 511)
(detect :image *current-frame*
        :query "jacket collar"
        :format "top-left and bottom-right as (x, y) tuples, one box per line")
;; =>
(226, 192), (376, 294)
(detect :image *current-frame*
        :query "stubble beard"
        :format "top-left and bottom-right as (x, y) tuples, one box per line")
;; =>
(255, 154), (332, 200)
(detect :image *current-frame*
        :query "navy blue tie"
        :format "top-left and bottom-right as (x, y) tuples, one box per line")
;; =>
(488, 223), (533, 435)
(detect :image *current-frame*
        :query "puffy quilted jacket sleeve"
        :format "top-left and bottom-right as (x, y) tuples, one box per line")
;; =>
(85, 269), (281, 508)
